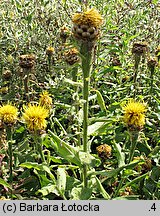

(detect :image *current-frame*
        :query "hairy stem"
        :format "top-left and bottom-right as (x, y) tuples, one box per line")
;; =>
(80, 42), (93, 188)
(128, 131), (139, 163)
(72, 66), (81, 146)
(6, 127), (13, 199)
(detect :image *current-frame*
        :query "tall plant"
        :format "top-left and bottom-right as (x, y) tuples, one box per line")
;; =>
(72, 8), (103, 187)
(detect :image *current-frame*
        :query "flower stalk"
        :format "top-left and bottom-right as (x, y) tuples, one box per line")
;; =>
(128, 131), (139, 163)
(23, 68), (31, 102)
(33, 135), (46, 163)
(147, 57), (158, 97)
(132, 42), (148, 98)
(80, 42), (92, 187)
(72, 7), (103, 188)
(6, 127), (13, 198)
(19, 54), (35, 102)
(72, 66), (81, 146)
(46, 47), (54, 75)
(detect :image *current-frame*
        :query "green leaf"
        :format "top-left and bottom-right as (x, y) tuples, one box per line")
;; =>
(57, 167), (66, 196)
(20, 162), (56, 183)
(89, 160), (141, 178)
(64, 78), (83, 87)
(0, 178), (12, 190)
(93, 90), (107, 113)
(48, 130), (81, 166)
(88, 122), (107, 136)
(71, 185), (92, 200)
(78, 151), (101, 167)
(112, 141), (125, 167)
(36, 184), (59, 197)
(122, 172), (149, 190)
(95, 177), (110, 200)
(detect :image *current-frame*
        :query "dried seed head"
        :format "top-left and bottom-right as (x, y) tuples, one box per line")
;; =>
(147, 57), (158, 71)
(96, 144), (112, 159)
(133, 156), (152, 173)
(2, 70), (12, 80)
(120, 187), (134, 196)
(60, 26), (70, 42)
(111, 56), (121, 66)
(72, 23), (100, 41)
(64, 48), (79, 65)
(19, 54), (35, 69)
(132, 42), (148, 56)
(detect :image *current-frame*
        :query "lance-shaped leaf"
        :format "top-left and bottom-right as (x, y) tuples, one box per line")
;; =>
(48, 130), (81, 166)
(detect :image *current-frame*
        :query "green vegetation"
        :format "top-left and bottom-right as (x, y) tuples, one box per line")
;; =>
(0, 0), (159, 200)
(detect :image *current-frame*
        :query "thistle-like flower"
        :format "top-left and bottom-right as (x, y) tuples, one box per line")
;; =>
(46, 47), (55, 56)
(72, 8), (103, 41)
(60, 26), (70, 43)
(64, 48), (79, 65)
(133, 156), (152, 173)
(147, 57), (158, 71)
(132, 42), (148, 56)
(123, 100), (147, 130)
(0, 87), (8, 94)
(39, 91), (52, 109)
(19, 54), (35, 69)
(2, 70), (12, 80)
(23, 104), (49, 133)
(0, 104), (18, 126)
(96, 144), (112, 159)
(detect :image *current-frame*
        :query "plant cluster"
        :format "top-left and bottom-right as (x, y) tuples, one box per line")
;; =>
(0, 0), (159, 200)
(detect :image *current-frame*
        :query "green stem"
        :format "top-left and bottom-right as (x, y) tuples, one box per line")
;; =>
(72, 66), (81, 146)
(133, 54), (141, 98)
(128, 131), (139, 163)
(114, 173), (125, 198)
(23, 68), (30, 102)
(150, 68), (154, 96)
(6, 127), (13, 199)
(80, 41), (93, 188)
(48, 56), (52, 74)
(34, 135), (45, 163)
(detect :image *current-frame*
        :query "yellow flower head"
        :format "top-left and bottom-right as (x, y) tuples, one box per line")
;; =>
(39, 91), (52, 109)
(46, 46), (54, 56)
(23, 104), (49, 132)
(0, 104), (18, 125)
(123, 100), (147, 130)
(72, 8), (103, 28)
